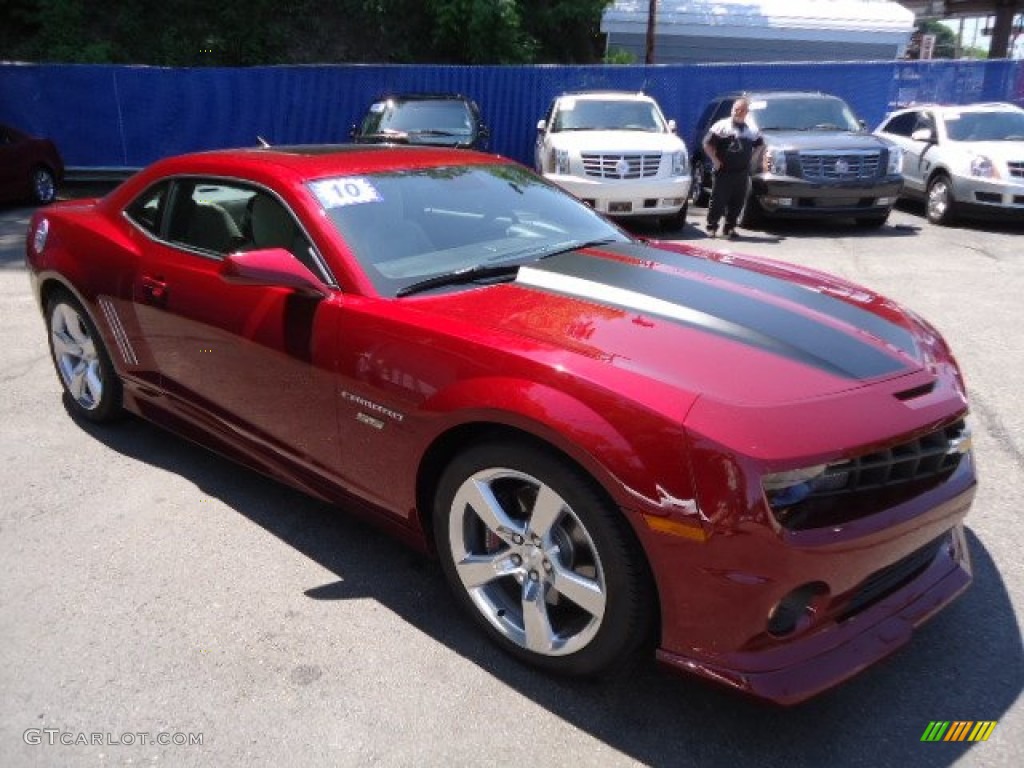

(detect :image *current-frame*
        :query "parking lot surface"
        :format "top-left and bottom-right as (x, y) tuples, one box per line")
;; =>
(1, 190), (1021, 767)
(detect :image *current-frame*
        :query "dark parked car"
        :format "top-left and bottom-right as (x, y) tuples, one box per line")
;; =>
(0, 123), (64, 204)
(351, 93), (489, 150)
(26, 144), (974, 705)
(691, 91), (903, 228)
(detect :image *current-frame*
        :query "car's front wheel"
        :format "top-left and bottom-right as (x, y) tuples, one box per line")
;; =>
(31, 165), (58, 204)
(660, 201), (689, 231)
(434, 441), (655, 677)
(46, 291), (123, 422)
(690, 160), (710, 207)
(926, 174), (958, 225)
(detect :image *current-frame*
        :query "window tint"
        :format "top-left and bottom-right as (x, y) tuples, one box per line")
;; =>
(881, 112), (918, 137)
(125, 181), (170, 236)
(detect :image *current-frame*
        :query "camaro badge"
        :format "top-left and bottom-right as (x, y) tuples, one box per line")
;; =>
(341, 391), (405, 423)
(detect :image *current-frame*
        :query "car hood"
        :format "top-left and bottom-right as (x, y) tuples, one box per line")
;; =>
(549, 131), (685, 153)
(761, 130), (890, 151)
(412, 242), (941, 408)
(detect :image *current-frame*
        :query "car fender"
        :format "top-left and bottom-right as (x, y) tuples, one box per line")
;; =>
(418, 375), (696, 524)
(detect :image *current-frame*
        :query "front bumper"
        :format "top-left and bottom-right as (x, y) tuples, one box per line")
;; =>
(544, 173), (691, 218)
(656, 523), (971, 705)
(952, 174), (1024, 219)
(752, 175), (903, 219)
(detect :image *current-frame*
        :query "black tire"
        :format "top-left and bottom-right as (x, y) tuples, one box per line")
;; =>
(659, 201), (689, 232)
(855, 212), (890, 228)
(739, 189), (766, 229)
(45, 291), (123, 423)
(690, 160), (710, 207)
(926, 173), (958, 226)
(30, 165), (58, 204)
(433, 440), (655, 677)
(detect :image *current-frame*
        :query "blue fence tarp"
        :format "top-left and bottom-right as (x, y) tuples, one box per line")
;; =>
(1, 60), (1021, 170)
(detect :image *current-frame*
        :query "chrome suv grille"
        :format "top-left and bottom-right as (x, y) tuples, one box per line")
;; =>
(798, 151), (881, 180)
(1008, 161), (1024, 179)
(772, 419), (969, 531)
(581, 153), (662, 179)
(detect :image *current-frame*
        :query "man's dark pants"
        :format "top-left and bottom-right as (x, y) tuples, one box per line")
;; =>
(707, 169), (750, 231)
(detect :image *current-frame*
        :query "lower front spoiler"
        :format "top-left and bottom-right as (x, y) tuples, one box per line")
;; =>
(656, 525), (972, 706)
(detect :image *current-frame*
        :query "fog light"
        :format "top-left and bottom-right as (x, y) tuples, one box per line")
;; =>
(663, 198), (684, 206)
(877, 196), (895, 206)
(767, 582), (829, 637)
(776, 197), (794, 207)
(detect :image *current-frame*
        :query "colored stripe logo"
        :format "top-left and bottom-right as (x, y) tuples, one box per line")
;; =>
(921, 721), (997, 742)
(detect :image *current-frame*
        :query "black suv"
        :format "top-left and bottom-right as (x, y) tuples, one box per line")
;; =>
(351, 93), (490, 150)
(691, 91), (903, 228)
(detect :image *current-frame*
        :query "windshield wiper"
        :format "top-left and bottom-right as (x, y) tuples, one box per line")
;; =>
(408, 129), (461, 137)
(396, 264), (520, 297)
(359, 131), (410, 142)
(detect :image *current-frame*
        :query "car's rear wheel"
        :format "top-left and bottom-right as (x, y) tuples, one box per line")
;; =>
(434, 441), (654, 677)
(926, 174), (958, 226)
(31, 165), (57, 204)
(46, 291), (123, 422)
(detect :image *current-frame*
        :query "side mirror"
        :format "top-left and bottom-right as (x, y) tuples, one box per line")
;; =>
(668, 118), (677, 133)
(220, 248), (329, 297)
(536, 119), (547, 133)
(911, 127), (935, 143)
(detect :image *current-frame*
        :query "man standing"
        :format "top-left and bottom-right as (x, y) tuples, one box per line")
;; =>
(702, 97), (763, 239)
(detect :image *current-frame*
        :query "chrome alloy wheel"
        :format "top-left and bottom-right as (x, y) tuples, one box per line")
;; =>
(32, 167), (57, 204)
(927, 177), (953, 224)
(50, 301), (104, 411)
(448, 467), (607, 656)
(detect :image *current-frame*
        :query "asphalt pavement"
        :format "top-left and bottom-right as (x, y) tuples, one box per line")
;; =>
(1, 190), (1021, 768)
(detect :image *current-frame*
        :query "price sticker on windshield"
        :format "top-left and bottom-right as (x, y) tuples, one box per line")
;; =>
(310, 177), (382, 208)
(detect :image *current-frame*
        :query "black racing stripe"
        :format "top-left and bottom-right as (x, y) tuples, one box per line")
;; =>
(604, 242), (919, 359)
(528, 251), (909, 380)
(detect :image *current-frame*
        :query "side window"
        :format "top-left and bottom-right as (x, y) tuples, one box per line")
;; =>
(245, 192), (321, 279)
(165, 180), (252, 257)
(125, 181), (170, 236)
(882, 112), (918, 137)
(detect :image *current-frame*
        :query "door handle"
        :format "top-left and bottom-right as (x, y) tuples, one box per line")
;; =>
(141, 276), (168, 304)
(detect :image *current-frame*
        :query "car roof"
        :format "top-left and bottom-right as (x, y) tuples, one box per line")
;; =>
(371, 93), (474, 103)
(718, 91), (840, 101)
(894, 101), (1022, 114)
(148, 144), (508, 183)
(557, 91), (654, 102)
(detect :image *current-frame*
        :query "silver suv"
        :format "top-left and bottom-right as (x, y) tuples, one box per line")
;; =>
(875, 102), (1024, 225)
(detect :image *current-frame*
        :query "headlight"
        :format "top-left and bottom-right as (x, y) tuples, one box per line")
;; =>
(554, 149), (570, 175)
(970, 155), (996, 178)
(762, 464), (828, 507)
(887, 146), (903, 175)
(764, 148), (788, 175)
(670, 150), (689, 176)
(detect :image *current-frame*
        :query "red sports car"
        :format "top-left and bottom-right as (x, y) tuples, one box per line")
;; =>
(25, 145), (975, 704)
(0, 123), (64, 204)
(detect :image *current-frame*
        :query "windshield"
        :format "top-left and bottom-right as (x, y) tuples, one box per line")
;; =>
(308, 164), (628, 297)
(943, 110), (1024, 141)
(360, 99), (475, 138)
(552, 98), (667, 132)
(748, 97), (862, 132)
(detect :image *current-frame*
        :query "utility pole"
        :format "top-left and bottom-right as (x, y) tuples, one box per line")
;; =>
(645, 0), (657, 64)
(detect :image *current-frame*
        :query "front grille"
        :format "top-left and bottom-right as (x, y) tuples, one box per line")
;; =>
(798, 151), (881, 180)
(838, 535), (946, 621)
(772, 419), (968, 531)
(581, 153), (662, 179)
(1008, 161), (1024, 179)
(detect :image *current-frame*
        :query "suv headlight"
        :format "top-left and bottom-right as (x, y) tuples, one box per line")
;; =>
(887, 146), (903, 175)
(764, 148), (788, 176)
(554, 148), (570, 175)
(670, 150), (689, 176)
(970, 155), (996, 178)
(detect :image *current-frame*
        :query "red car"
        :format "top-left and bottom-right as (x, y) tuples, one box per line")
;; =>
(0, 123), (64, 204)
(25, 145), (975, 704)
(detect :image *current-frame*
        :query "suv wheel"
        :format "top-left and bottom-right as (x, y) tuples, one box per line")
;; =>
(660, 202), (689, 232)
(926, 174), (958, 226)
(739, 190), (766, 229)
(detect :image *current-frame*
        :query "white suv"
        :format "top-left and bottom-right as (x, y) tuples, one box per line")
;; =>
(535, 91), (691, 229)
